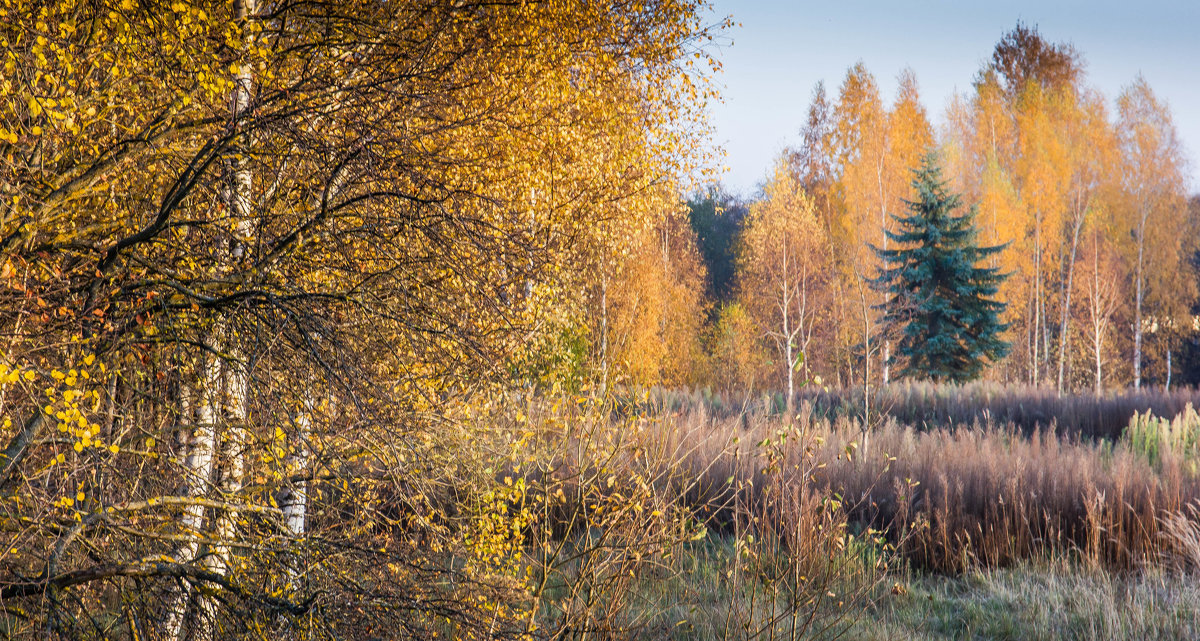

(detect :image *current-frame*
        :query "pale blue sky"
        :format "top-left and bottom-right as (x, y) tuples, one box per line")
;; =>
(704, 0), (1199, 196)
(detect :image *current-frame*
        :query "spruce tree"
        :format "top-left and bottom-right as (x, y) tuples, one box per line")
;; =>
(873, 152), (1010, 382)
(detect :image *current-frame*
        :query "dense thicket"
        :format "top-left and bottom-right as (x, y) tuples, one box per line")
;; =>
(0, 1), (721, 638)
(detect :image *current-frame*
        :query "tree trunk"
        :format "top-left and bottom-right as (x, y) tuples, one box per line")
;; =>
(1032, 220), (1041, 385)
(599, 271), (609, 395)
(783, 278), (794, 416)
(1057, 211), (1086, 391)
(1091, 248), (1104, 396)
(1134, 211), (1146, 390)
(206, 0), (256, 574)
(163, 357), (222, 640)
(174, 3), (257, 638)
(882, 342), (890, 385)
(856, 270), (871, 457)
(878, 162), (890, 386)
(279, 393), (313, 594)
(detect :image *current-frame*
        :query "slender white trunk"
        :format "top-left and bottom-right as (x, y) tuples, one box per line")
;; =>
(183, 4), (256, 638)
(1057, 209), (1086, 391)
(1090, 246), (1104, 396)
(860, 279), (871, 457)
(279, 393), (313, 595)
(1032, 223), (1041, 385)
(1042, 291), (1052, 381)
(281, 408), (312, 538)
(599, 271), (609, 395)
(207, 0), (255, 574)
(1027, 297), (1035, 385)
(1134, 209), (1147, 390)
(164, 357), (222, 640)
(797, 263), (813, 383)
(882, 342), (890, 385)
(783, 277), (793, 415)
(878, 160), (890, 386)
(211, 346), (249, 568)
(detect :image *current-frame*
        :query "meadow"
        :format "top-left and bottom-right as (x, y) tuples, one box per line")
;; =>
(4, 4), (1196, 638)
(502, 383), (1200, 639)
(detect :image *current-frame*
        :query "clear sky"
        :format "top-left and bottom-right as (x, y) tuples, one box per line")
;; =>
(704, 0), (1199, 197)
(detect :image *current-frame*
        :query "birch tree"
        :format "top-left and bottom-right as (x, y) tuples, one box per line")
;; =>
(0, 1), (723, 637)
(1116, 77), (1189, 389)
(738, 159), (828, 412)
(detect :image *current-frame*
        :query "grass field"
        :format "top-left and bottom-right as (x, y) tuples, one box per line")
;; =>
(512, 384), (1200, 639)
(615, 547), (1200, 640)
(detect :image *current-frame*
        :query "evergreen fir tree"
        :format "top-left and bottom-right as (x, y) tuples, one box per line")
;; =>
(873, 152), (1011, 382)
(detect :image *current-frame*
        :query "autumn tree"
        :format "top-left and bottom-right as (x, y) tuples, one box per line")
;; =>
(1115, 76), (1191, 388)
(706, 302), (764, 391)
(738, 158), (830, 410)
(1054, 90), (1115, 390)
(1078, 220), (1126, 393)
(0, 1), (721, 637)
(793, 80), (854, 384)
(940, 23), (1138, 387)
(591, 203), (708, 388)
(807, 65), (937, 385)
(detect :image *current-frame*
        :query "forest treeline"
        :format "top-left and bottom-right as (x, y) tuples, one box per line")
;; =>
(592, 24), (1198, 394)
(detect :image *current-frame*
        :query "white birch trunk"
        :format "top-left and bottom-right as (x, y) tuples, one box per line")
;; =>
(281, 407), (312, 539)
(278, 392), (314, 599)
(1032, 226), (1041, 386)
(878, 158), (890, 386)
(1090, 248), (1104, 396)
(1133, 210), (1146, 390)
(163, 357), (222, 640)
(779, 243), (794, 415)
(1057, 209), (1086, 392)
(858, 273), (871, 457)
(180, 4), (257, 639)
(783, 280), (793, 415)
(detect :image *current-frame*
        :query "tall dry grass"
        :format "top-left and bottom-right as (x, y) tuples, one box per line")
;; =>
(643, 382), (1200, 440)
(511, 396), (898, 639)
(493, 389), (1200, 638)
(612, 396), (1200, 574)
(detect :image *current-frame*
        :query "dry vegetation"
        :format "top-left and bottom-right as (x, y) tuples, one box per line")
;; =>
(648, 381), (1200, 440)
(3, 2), (1197, 638)
(628, 384), (1200, 572)
(474, 384), (1200, 638)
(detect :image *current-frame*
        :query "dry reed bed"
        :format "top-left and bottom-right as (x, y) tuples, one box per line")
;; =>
(672, 405), (1200, 573)
(644, 382), (1200, 440)
(529, 398), (1200, 574)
